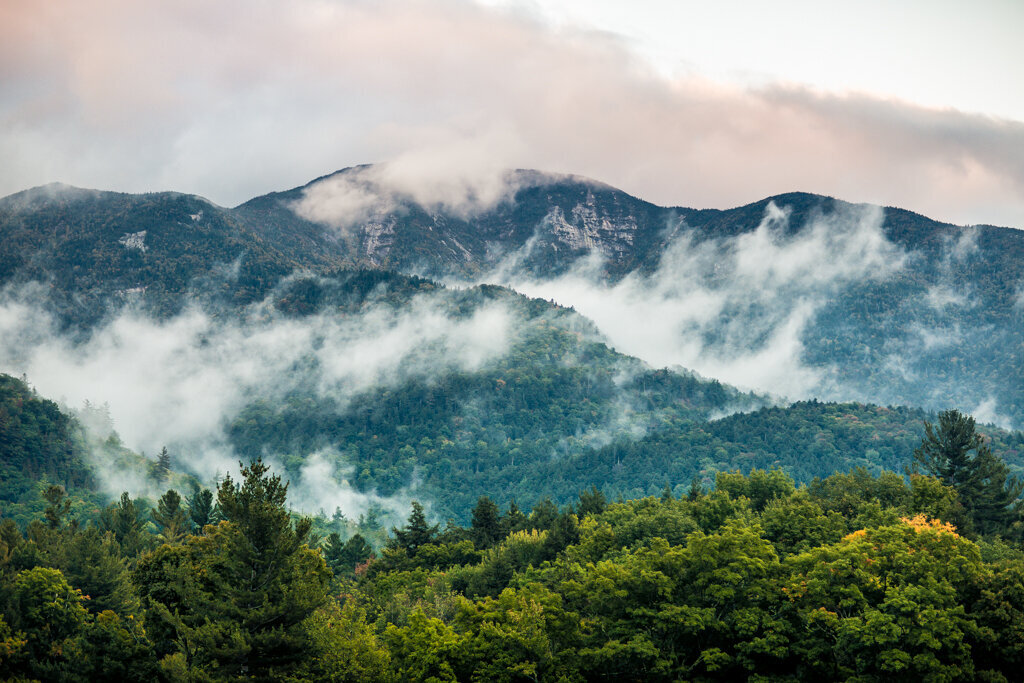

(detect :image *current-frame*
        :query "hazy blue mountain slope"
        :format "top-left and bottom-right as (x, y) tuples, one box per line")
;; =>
(233, 170), (1022, 428)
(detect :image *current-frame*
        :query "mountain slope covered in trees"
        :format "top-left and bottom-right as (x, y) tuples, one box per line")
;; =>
(1, 169), (1020, 428)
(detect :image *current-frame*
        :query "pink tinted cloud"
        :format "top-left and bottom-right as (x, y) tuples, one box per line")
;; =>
(0, 0), (1022, 227)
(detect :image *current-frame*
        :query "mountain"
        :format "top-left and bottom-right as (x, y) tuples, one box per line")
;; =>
(1, 168), (1022, 523)
(2, 167), (1021, 430)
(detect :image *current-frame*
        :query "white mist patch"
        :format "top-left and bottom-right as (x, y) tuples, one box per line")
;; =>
(289, 450), (410, 518)
(925, 285), (969, 310)
(292, 137), (525, 230)
(971, 397), (1014, 431)
(0, 285), (517, 512)
(494, 202), (905, 399)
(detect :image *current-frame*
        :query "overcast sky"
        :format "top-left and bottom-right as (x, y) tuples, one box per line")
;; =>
(2, 0), (1022, 227)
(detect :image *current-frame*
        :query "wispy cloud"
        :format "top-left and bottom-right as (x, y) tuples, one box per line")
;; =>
(487, 200), (905, 399)
(0, 278), (517, 514)
(1, 0), (1022, 227)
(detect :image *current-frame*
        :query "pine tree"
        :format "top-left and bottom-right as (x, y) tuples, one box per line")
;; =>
(100, 492), (148, 557)
(578, 486), (608, 517)
(913, 409), (1023, 536)
(342, 534), (373, 571)
(42, 485), (71, 530)
(322, 532), (347, 574)
(470, 496), (503, 549)
(210, 458), (330, 678)
(503, 500), (527, 535)
(390, 501), (438, 555)
(185, 486), (214, 531)
(152, 489), (188, 543)
(154, 446), (171, 484)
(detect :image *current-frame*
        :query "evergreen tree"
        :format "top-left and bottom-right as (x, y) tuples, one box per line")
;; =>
(390, 501), (439, 555)
(342, 534), (373, 571)
(100, 492), (148, 557)
(913, 409), (1023, 536)
(688, 475), (704, 501)
(152, 489), (188, 544)
(578, 486), (607, 517)
(185, 485), (214, 531)
(502, 501), (527, 535)
(470, 496), (502, 549)
(42, 485), (71, 530)
(321, 532), (347, 575)
(209, 458), (330, 679)
(154, 446), (171, 484)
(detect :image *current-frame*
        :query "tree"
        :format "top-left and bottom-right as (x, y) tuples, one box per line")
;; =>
(185, 485), (214, 530)
(341, 534), (373, 571)
(154, 446), (171, 484)
(151, 489), (188, 544)
(6, 567), (88, 680)
(390, 501), (438, 555)
(211, 458), (330, 678)
(912, 409), (1023, 536)
(100, 493), (148, 557)
(578, 486), (607, 518)
(135, 459), (330, 680)
(470, 496), (503, 549)
(502, 501), (527, 535)
(42, 485), (71, 530)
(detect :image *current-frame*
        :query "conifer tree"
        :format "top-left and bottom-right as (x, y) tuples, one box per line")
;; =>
(503, 500), (527, 535)
(578, 486), (608, 517)
(913, 409), (1023, 536)
(470, 496), (503, 549)
(154, 446), (171, 484)
(152, 489), (188, 543)
(342, 533), (373, 570)
(100, 492), (148, 557)
(42, 485), (70, 530)
(185, 486), (214, 531)
(390, 501), (438, 555)
(210, 458), (330, 678)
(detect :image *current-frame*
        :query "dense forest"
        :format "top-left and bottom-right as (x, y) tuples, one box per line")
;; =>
(1, 176), (1022, 427)
(2, 172), (1023, 680)
(2, 408), (1023, 681)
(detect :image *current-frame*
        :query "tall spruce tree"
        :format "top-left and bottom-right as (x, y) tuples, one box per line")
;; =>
(913, 409), (1023, 536)
(390, 501), (438, 555)
(185, 485), (214, 531)
(154, 446), (171, 484)
(211, 458), (329, 678)
(470, 496), (503, 549)
(152, 489), (188, 544)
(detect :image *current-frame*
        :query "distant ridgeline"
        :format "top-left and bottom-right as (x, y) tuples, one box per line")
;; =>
(3, 366), (1023, 525)
(0, 170), (1021, 522)
(1, 169), (1021, 427)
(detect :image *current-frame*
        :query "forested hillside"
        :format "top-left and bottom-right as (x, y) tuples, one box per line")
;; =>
(1, 171), (1020, 428)
(2, 449), (1023, 681)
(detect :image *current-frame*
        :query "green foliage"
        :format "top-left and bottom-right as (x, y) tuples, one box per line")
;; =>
(389, 501), (440, 556)
(1, 463), (1024, 680)
(186, 485), (215, 530)
(913, 409), (1023, 537)
(100, 492), (150, 557)
(152, 489), (189, 543)
(470, 496), (503, 550)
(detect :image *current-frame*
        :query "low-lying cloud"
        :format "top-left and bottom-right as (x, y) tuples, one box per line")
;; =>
(0, 280), (517, 514)
(293, 139), (527, 229)
(490, 201), (905, 399)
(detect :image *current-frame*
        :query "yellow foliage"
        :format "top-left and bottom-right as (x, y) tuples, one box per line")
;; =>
(899, 514), (960, 537)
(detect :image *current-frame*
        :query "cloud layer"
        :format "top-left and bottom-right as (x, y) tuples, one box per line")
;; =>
(491, 201), (906, 399)
(0, 280), (516, 514)
(2, 0), (1023, 227)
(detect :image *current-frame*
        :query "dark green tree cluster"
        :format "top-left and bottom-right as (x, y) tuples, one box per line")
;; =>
(0, 460), (390, 681)
(2, 416), (1023, 680)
